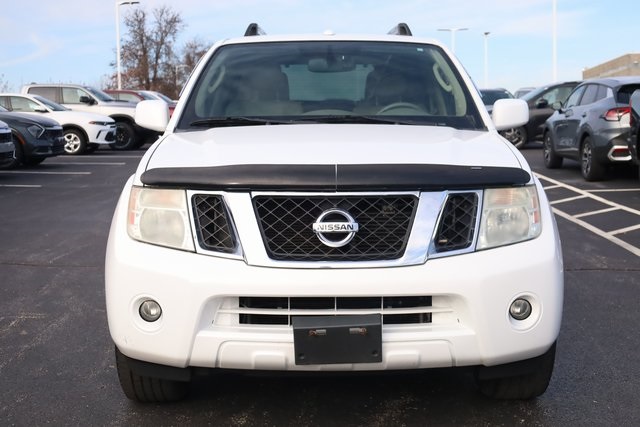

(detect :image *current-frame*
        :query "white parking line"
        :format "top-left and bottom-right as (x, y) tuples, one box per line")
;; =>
(47, 162), (126, 166)
(550, 195), (587, 205)
(551, 209), (640, 257)
(75, 155), (143, 159)
(574, 207), (619, 218)
(0, 171), (91, 175)
(536, 172), (640, 257)
(0, 184), (42, 188)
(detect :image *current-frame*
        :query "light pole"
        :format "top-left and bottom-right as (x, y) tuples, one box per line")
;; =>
(483, 32), (490, 88)
(437, 27), (468, 53)
(175, 64), (190, 88)
(552, 0), (557, 81)
(116, 0), (140, 90)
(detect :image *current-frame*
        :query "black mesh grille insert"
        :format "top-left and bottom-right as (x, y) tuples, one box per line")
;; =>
(0, 131), (11, 143)
(253, 196), (417, 261)
(238, 296), (433, 325)
(192, 194), (236, 253)
(434, 193), (478, 252)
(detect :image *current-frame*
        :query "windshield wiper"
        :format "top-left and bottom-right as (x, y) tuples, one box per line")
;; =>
(294, 115), (425, 125)
(190, 115), (439, 128)
(190, 117), (294, 127)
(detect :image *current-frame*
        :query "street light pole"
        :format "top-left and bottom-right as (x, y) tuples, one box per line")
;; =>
(483, 32), (490, 88)
(437, 27), (468, 53)
(552, 0), (558, 81)
(116, 0), (140, 90)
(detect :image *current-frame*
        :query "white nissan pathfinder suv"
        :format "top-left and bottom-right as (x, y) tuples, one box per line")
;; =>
(106, 24), (564, 402)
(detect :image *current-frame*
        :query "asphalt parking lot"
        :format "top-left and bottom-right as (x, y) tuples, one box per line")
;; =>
(0, 144), (639, 426)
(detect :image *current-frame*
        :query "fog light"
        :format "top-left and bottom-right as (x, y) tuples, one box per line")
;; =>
(139, 300), (162, 322)
(509, 298), (532, 321)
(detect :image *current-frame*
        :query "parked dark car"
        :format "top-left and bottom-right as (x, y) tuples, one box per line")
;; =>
(0, 119), (15, 168)
(501, 81), (580, 148)
(542, 77), (639, 181)
(0, 106), (65, 168)
(479, 88), (513, 114)
(628, 89), (640, 180)
(514, 87), (536, 98)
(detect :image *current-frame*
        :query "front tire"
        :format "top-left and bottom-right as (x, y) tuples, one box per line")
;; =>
(543, 132), (563, 168)
(580, 136), (605, 181)
(111, 122), (138, 151)
(115, 347), (190, 403)
(63, 129), (87, 155)
(476, 342), (556, 400)
(500, 126), (527, 148)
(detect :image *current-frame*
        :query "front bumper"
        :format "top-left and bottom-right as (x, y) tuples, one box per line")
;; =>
(106, 177), (564, 372)
(89, 124), (117, 145)
(0, 141), (15, 167)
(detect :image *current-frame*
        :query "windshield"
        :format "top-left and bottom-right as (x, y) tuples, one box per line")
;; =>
(178, 41), (483, 131)
(84, 87), (116, 102)
(33, 95), (68, 111)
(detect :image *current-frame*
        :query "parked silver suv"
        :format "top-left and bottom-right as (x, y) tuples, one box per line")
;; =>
(543, 77), (638, 181)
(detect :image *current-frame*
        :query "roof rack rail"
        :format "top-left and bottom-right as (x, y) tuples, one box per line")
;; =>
(244, 23), (266, 37)
(388, 23), (412, 36)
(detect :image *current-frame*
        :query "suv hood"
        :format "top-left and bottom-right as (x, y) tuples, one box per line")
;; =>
(0, 111), (61, 128)
(146, 124), (524, 170)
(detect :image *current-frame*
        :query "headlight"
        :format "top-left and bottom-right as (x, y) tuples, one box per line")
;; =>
(27, 124), (45, 138)
(127, 186), (195, 251)
(477, 185), (541, 250)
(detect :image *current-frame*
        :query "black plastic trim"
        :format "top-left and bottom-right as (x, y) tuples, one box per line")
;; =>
(140, 164), (531, 191)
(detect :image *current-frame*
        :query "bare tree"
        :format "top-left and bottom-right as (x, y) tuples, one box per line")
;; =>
(175, 37), (210, 91)
(0, 74), (10, 93)
(116, 5), (184, 98)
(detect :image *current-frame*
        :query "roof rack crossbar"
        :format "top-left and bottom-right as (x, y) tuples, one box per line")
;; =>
(388, 23), (412, 36)
(244, 23), (266, 37)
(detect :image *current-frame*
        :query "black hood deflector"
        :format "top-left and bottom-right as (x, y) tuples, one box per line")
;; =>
(140, 164), (531, 191)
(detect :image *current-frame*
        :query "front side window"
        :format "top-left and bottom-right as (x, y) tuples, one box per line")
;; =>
(178, 41), (483, 131)
(9, 96), (40, 112)
(564, 86), (586, 109)
(62, 88), (89, 104)
(579, 84), (600, 106)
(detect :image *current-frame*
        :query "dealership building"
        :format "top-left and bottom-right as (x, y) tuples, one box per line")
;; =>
(583, 53), (640, 79)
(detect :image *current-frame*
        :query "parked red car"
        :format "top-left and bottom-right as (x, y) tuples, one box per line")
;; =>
(104, 89), (176, 117)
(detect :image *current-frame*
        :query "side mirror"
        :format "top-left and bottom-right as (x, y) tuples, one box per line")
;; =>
(491, 99), (528, 130)
(135, 100), (170, 133)
(79, 95), (94, 105)
(551, 101), (563, 111)
(34, 107), (48, 113)
(535, 99), (549, 109)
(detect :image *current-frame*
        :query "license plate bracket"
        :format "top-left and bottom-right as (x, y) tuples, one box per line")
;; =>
(292, 314), (382, 365)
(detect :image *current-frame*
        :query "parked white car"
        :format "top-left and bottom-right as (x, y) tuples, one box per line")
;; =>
(0, 93), (116, 154)
(106, 24), (563, 403)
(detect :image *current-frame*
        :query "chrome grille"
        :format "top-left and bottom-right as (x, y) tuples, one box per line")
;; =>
(434, 193), (478, 252)
(253, 195), (417, 261)
(192, 194), (236, 253)
(233, 296), (435, 325)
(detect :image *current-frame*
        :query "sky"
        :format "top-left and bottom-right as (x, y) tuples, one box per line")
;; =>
(1, 0), (639, 94)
